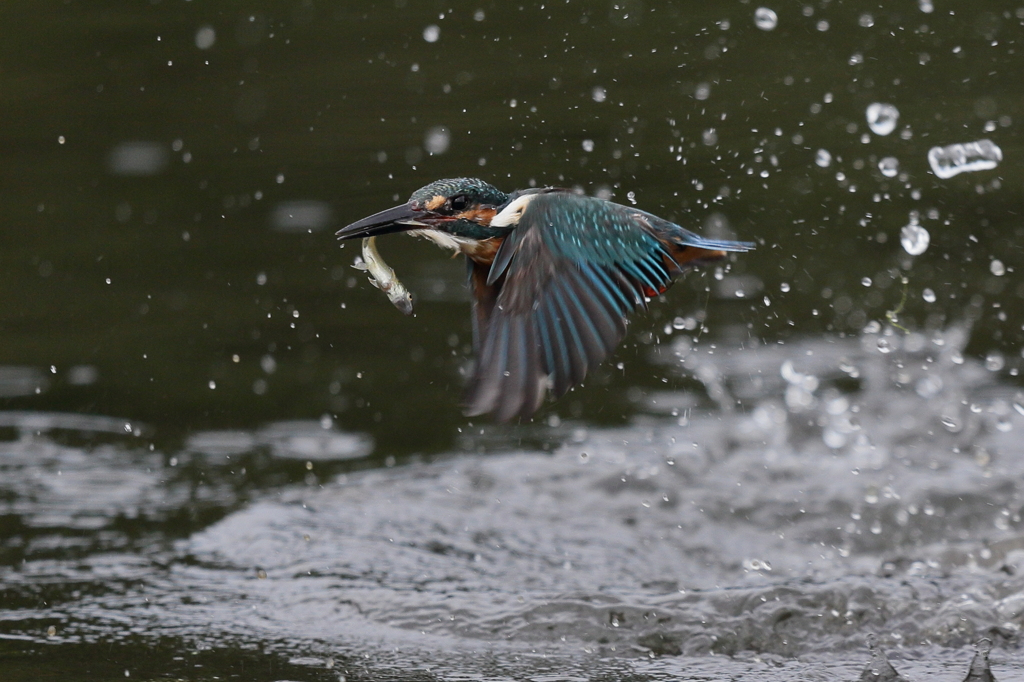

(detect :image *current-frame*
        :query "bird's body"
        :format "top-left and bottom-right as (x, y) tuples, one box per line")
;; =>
(338, 178), (754, 421)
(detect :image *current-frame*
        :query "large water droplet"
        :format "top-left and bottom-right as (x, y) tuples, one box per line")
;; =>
(900, 222), (930, 256)
(754, 7), (778, 30)
(195, 25), (216, 50)
(922, 288), (936, 303)
(422, 24), (440, 43)
(990, 259), (1005, 276)
(927, 139), (1002, 179)
(424, 126), (451, 154)
(815, 149), (832, 167)
(866, 103), (899, 136)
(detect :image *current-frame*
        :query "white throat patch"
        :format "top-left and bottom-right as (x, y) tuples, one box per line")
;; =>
(408, 228), (474, 253)
(490, 193), (539, 229)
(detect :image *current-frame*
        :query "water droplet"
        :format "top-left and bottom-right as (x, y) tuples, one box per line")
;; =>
(754, 7), (778, 30)
(985, 352), (1005, 372)
(582, 139), (594, 152)
(823, 428), (846, 449)
(866, 103), (899, 136)
(591, 86), (607, 103)
(876, 338), (893, 354)
(815, 149), (832, 167)
(878, 156), (899, 177)
(422, 24), (440, 43)
(780, 282), (791, 292)
(915, 375), (942, 398)
(858, 13), (874, 27)
(919, 0), (934, 13)
(742, 558), (772, 571)
(927, 139), (1002, 179)
(861, 277), (872, 287)
(922, 288), (936, 303)
(195, 25), (216, 49)
(424, 126), (450, 154)
(940, 415), (961, 432)
(900, 223), (930, 256)
(990, 259), (1005, 276)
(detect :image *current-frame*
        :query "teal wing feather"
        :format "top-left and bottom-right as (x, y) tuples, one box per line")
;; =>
(465, 191), (752, 421)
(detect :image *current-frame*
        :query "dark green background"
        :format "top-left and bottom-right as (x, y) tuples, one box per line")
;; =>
(1, 1), (1020, 452)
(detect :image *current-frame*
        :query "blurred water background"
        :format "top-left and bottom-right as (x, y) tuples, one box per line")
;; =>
(2, 1), (1024, 679)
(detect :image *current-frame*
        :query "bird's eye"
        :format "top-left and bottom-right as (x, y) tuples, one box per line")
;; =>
(449, 194), (469, 211)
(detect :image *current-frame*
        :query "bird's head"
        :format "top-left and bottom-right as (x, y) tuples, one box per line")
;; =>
(337, 178), (512, 241)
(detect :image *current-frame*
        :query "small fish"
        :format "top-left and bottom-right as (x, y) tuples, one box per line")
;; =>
(352, 236), (414, 315)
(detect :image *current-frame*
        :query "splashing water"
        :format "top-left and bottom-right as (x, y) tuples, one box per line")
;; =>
(927, 139), (1002, 179)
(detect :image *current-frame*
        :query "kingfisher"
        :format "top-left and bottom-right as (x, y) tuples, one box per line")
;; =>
(337, 178), (754, 422)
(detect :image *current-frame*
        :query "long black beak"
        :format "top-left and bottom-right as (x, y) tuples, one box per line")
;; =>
(336, 202), (431, 240)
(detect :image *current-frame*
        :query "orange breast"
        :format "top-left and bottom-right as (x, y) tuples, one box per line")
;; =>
(462, 236), (502, 265)
(666, 245), (727, 270)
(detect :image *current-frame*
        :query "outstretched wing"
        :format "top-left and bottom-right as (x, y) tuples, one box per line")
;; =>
(463, 191), (751, 421)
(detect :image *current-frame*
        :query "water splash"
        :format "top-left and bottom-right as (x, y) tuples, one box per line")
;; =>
(859, 635), (910, 682)
(927, 140), (1002, 179)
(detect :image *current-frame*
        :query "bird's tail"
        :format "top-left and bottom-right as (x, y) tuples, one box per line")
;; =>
(679, 235), (756, 252)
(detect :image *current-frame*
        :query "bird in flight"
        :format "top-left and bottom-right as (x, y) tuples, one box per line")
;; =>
(338, 178), (754, 422)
